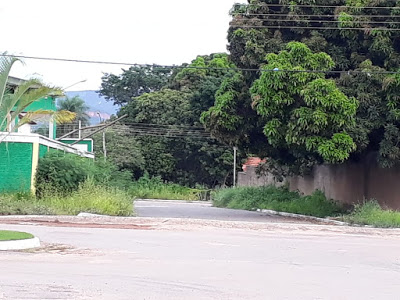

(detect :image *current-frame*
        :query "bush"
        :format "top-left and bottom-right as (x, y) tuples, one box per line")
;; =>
(0, 179), (133, 216)
(36, 152), (133, 196)
(128, 174), (203, 200)
(36, 152), (88, 196)
(345, 200), (400, 228)
(213, 186), (344, 218)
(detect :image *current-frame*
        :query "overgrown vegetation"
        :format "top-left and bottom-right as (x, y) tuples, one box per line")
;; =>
(128, 175), (204, 200)
(0, 230), (34, 241)
(213, 186), (344, 218)
(35, 152), (132, 196)
(344, 201), (400, 228)
(213, 187), (400, 228)
(98, 54), (239, 188)
(0, 180), (133, 216)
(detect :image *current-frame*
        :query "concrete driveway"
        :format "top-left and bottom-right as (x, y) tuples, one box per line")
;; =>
(1, 219), (400, 300)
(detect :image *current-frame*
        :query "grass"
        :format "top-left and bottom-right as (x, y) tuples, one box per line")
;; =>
(344, 200), (400, 228)
(213, 186), (344, 218)
(0, 180), (133, 216)
(128, 176), (204, 201)
(0, 230), (34, 241)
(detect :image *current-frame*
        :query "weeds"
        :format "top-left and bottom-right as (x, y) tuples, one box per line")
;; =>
(344, 200), (400, 228)
(0, 180), (133, 216)
(213, 186), (344, 218)
(128, 175), (203, 200)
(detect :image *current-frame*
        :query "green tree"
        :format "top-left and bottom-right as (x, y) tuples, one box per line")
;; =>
(203, 43), (358, 174)
(58, 95), (90, 125)
(98, 65), (172, 106)
(93, 126), (145, 177)
(203, 0), (400, 174)
(120, 89), (234, 187)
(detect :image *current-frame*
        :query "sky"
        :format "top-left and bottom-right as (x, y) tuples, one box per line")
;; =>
(0, 0), (242, 91)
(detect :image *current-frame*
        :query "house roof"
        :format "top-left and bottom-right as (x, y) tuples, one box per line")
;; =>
(7, 76), (63, 97)
(7, 76), (26, 88)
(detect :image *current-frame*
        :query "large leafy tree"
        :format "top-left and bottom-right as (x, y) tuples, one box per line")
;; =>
(98, 65), (172, 106)
(121, 89), (233, 187)
(203, 0), (400, 174)
(93, 126), (145, 177)
(203, 43), (358, 173)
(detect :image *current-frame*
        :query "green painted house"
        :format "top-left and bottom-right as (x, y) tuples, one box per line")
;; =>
(0, 77), (94, 193)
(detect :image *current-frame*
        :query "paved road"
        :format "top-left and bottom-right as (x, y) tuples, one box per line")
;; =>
(1, 222), (400, 300)
(134, 200), (298, 223)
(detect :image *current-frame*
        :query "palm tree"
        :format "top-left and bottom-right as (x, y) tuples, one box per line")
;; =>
(58, 96), (90, 126)
(0, 55), (75, 133)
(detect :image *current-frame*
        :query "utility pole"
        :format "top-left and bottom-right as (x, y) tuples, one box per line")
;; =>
(233, 146), (237, 187)
(97, 112), (106, 161)
(78, 120), (82, 139)
(102, 131), (107, 161)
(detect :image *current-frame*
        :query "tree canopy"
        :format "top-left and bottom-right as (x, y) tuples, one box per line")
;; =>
(99, 55), (238, 187)
(202, 0), (400, 175)
(98, 65), (173, 106)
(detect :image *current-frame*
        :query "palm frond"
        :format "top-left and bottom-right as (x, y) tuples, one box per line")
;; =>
(9, 85), (62, 127)
(0, 55), (21, 108)
(16, 109), (76, 129)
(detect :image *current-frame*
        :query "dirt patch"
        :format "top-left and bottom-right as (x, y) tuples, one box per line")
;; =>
(1, 216), (400, 238)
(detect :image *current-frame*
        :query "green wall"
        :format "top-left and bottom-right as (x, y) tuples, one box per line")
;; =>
(0, 142), (33, 192)
(24, 97), (56, 112)
(39, 144), (49, 158)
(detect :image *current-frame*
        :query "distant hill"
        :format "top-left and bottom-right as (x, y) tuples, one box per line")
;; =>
(64, 90), (120, 125)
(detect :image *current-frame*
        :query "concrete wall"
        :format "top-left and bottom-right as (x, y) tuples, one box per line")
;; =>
(237, 158), (400, 210)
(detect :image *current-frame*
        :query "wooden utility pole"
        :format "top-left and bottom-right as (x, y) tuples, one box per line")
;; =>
(233, 146), (237, 187)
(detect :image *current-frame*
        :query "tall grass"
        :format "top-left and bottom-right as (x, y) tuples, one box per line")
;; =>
(344, 200), (400, 228)
(213, 186), (344, 218)
(0, 180), (133, 216)
(128, 175), (203, 200)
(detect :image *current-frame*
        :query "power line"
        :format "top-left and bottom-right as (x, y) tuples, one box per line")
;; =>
(113, 126), (211, 136)
(120, 122), (205, 130)
(1, 54), (399, 74)
(233, 12), (400, 18)
(109, 129), (214, 140)
(0, 54), (258, 72)
(233, 3), (400, 9)
(232, 18), (400, 25)
(230, 24), (400, 31)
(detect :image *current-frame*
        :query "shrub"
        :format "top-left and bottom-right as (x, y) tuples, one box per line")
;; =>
(345, 200), (400, 228)
(128, 174), (203, 200)
(0, 179), (133, 216)
(36, 153), (134, 196)
(213, 186), (344, 218)
(36, 152), (88, 196)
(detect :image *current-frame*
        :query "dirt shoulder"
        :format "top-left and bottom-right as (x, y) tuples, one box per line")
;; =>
(1, 215), (400, 238)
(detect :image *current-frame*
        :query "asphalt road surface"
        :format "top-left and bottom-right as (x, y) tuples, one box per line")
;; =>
(1, 219), (400, 300)
(134, 200), (298, 223)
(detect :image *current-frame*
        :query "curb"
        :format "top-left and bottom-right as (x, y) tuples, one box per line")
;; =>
(136, 199), (212, 204)
(0, 237), (40, 251)
(256, 209), (350, 226)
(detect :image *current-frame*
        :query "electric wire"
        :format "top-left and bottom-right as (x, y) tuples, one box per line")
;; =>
(229, 24), (400, 30)
(1, 54), (399, 75)
(232, 3), (400, 9)
(231, 18), (400, 25)
(231, 12), (400, 18)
